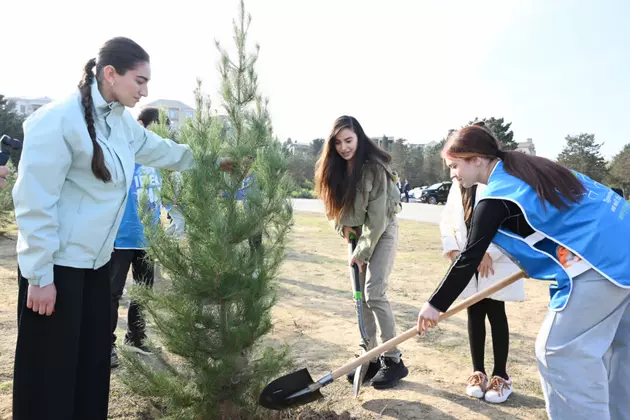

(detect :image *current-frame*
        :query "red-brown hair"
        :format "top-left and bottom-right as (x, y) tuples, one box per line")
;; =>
(442, 122), (585, 210)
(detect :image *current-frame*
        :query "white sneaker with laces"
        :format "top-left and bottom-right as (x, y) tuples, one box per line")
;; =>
(484, 376), (513, 404)
(466, 371), (488, 399)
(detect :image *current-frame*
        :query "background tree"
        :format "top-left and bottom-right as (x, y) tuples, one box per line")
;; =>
(423, 139), (448, 184)
(389, 139), (430, 187)
(469, 116), (518, 150)
(281, 137), (294, 155)
(608, 143), (630, 196)
(0, 95), (25, 166)
(120, 2), (293, 418)
(0, 162), (16, 235)
(557, 133), (608, 182)
(389, 138), (409, 176)
(405, 144), (426, 187)
(309, 138), (324, 158)
(287, 153), (316, 197)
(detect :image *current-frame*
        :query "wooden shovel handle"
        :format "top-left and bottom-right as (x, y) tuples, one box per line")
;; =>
(330, 271), (527, 381)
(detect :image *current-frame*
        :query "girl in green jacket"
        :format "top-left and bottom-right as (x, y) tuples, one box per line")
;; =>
(315, 115), (408, 389)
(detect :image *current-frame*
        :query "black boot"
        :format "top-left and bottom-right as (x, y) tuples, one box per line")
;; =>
(346, 360), (381, 384)
(370, 356), (408, 389)
(110, 346), (120, 369)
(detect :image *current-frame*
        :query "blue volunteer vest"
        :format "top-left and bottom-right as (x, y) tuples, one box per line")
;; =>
(221, 174), (258, 211)
(115, 164), (162, 249)
(479, 161), (630, 311)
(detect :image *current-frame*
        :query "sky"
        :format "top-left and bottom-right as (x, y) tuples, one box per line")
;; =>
(1, 0), (629, 159)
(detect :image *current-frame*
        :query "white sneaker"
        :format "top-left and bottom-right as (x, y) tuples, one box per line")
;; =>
(484, 376), (513, 404)
(466, 371), (488, 398)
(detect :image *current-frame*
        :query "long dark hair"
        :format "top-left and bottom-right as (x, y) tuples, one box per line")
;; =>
(442, 122), (585, 210)
(78, 37), (150, 182)
(314, 115), (391, 221)
(461, 183), (477, 230)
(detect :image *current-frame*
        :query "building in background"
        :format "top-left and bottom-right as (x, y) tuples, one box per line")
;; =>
(7, 97), (53, 116)
(143, 99), (195, 130)
(516, 138), (536, 155)
(286, 141), (310, 155)
(372, 136), (394, 152)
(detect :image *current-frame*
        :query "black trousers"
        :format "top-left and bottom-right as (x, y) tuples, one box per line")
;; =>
(13, 264), (111, 420)
(110, 249), (154, 347)
(466, 298), (510, 379)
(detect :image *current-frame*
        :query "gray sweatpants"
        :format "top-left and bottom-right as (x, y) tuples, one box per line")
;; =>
(535, 269), (630, 420)
(351, 219), (401, 362)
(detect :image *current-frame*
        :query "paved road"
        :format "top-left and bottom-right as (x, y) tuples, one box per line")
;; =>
(291, 199), (444, 225)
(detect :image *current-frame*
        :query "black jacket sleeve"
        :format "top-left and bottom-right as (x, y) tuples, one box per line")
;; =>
(428, 199), (512, 312)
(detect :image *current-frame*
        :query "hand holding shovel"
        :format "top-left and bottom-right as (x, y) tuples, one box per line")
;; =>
(348, 232), (371, 397)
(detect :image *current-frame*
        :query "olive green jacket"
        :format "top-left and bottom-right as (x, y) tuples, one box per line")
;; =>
(333, 160), (402, 262)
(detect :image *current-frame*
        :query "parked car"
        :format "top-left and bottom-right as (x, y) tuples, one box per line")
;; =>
(418, 181), (452, 204)
(400, 186), (428, 202)
(408, 187), (425, 200)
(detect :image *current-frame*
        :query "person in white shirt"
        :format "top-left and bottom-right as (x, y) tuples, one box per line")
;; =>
(439, 178), (525, 403)
(11, 37), (195, 420)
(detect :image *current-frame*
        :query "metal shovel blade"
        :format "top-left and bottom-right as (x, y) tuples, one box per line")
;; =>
(352, 361), (369, 398)
(259, 368), (324, 410)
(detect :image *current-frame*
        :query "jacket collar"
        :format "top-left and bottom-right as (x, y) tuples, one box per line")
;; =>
(91, 78), (125, 118)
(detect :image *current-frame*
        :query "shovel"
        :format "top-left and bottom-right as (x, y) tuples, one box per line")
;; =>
(348, 232), (371, 398)
(259, 270), (527, 410)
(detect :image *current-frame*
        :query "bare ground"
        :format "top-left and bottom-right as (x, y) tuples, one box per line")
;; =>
(263, 212), (549, 420)
(0, 213), (551, 419)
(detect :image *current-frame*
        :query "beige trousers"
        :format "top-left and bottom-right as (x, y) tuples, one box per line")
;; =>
(352, 218), (401, 362)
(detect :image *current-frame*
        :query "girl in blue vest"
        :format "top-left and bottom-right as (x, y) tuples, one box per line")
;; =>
(110, 107), (168, 368)
(417, 123), (630, 419)
(11, 37), (195, 420)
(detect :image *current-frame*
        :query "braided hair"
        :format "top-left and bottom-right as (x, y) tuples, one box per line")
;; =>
(78, 58), (110, 182)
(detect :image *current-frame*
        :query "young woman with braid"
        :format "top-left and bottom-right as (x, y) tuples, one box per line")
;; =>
(11, 37), (195, 420)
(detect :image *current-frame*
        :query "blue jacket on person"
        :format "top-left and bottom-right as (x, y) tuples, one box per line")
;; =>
(114, 164), (162, 250)
(222, 173), (258, 210)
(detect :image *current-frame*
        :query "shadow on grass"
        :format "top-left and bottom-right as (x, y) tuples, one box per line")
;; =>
(388, 380), (546, 417)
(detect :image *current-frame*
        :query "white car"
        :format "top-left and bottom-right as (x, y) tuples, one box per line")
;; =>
(400, 187), (425, 202)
